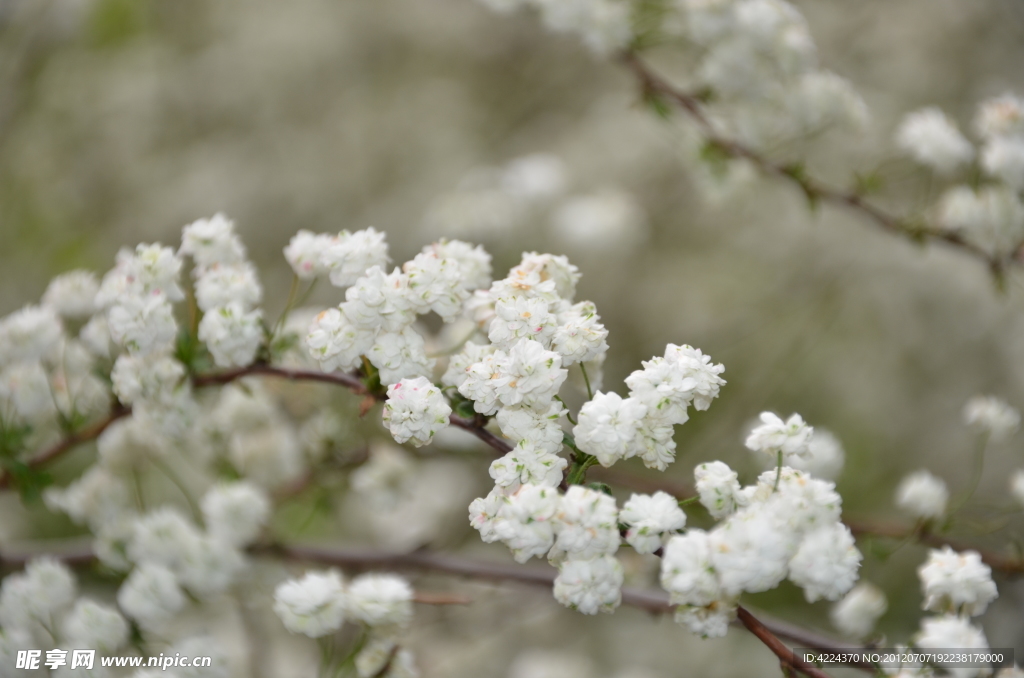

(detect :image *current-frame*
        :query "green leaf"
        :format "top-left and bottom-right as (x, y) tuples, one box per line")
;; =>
(588, 482), (613, 497)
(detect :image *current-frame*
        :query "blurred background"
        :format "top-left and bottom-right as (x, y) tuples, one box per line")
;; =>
(3, 0), (1024, 675)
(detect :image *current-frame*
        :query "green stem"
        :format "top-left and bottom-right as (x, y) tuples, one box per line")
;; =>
(566, 454), (598, 486)
(273, 274), (301, 338)
(149, 455), (202, 522)
(678, 496), (700, 507)
(553, 396), (577, 425)
(950, 432), (990, 516)
(579, 362), (594, 400)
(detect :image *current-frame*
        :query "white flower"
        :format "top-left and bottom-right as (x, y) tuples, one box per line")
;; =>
(786, 428), (845, 480)
(694, 461), (744, 520)
(346, 574), (413, 627)
(110, 352), (185, 406)
(107, 293), (177, 355)
(422, 240), (492, 291)
(830, 582), (887, 639)
(573, 392), (646, 467)
(42, 271), (99, 318)
(284, 230), (333, 279)
(175, 536), (244, 599)
(895, 470), (948, 520)
(745, 412), (813, 460)
(80, 314), (114, 359)
(367, 327), (435, 386)
(343, 266), (415, 332)
(180, 213), (246, 270)
(552, 301), (609, 365)
(551, 486), (620, 561)
(495, 401), (566, 453)
(457, 350), (510, 415)
(963, 395), (1020, 442)
(709, 506), (798, 596)
(117, 563), (186, 628)
(552, 556), (623, 615)
(495, 484), (561, 563)
(468, 486), (508, 543)
(916, 616), (988, 678)
(974, 93), (1024, 140)
(0, 360), (53, 421)
(441, 341), (494, 391)
(751, 468), (842, 534)
(0, 557), (77, 630)
(0, 305), (63, 366)
(127, 508), (204, 572)
(661, 530), (722, 607)
(511, 252), (581, 301)
(488, 295), (557, 350)
(44, 466), (133, 530)
(273, 570), (347, 638)
(935, 185), (1024, 258)
(201, 482), (271, 547)
(552, 190), (647, 252)
(633, 419), (677, 471)
(198, 302), (264, 368)
(498, 339), (567, 410)
(383, 376), (452, 447)
(981, 136), (1024, 190)
(62, 600), (129, 654)
(402, 251), (469, 322)
(620, 492), (686, 554)
(918, 547), (997, 617)
(1010, 470), (1024, 508)
(321, 227), (390, 288)
(625, 345), (725, 425)
(895, 108), (974, 173)
(490, 441), (568, 488)
(787, 523), (861, 602)
(306, 307), (377, 372)
(673, 602), (736, 639)
(194, 262), (262, 312)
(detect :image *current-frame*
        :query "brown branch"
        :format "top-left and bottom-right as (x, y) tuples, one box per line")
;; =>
(737, 606), (837, 678)
(0, 539), (864, 672)
(619, 51), (1010, 273)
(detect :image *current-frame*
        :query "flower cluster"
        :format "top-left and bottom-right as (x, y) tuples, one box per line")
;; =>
(273, 570), (418, 676)
(662, 463), (860, 638)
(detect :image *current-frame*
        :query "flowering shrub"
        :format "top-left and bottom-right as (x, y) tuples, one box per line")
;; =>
(2, 1), (1024, 677)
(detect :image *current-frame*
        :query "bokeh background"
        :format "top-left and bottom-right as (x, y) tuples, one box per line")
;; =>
(2, 0), (1024, 675)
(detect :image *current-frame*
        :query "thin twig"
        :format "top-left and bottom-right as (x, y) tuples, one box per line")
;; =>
(618, 51), (1015, 274)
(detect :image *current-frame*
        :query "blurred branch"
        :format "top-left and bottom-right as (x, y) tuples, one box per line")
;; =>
(618, 51), (1013, 278)
(0, 540), (863, 675)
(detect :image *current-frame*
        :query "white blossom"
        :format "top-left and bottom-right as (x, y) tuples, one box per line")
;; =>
(551, 486), (620, 561)
(198, 302), (264, 368)
(307, 307), (377, 372)
(441, 341), (494, 391)
(61, 600), (129, 654)
(918, 547), (997, 617)
(625, 344), (725, 425)
(117, 563), (186, 628)
(42, 271), (99, 318)
(695, 461), (744, 520)
(0, 557), (76, 630)
(787, 523), (861, 602)
(402, 251), (470, 321)
(194, 262), (262, 312)
(344, 266), (415, 332)
(179, 214), (246, 270)
(935, 185), (1024, 258)
(346, 574), (413, 627)
(786, 428), (845, 480)
(367, 327), (435, 386)
(0, 360), (53, 421)
(495, 401), (566, 453)
(457, 349), (510, 415)
(709, 506), (799, 596)
(468, 486), (508, 543)
(673, 602), (736, 639)
(490, 441), (568, 488)
(383, 376), (452, 446)
(573, 392), (646, 467)
(895, 470), (948, 520)
(981, 136), (1024, 190)
(895, 107), (974, 173)
(745, 412), (813, 460)
(552, 190), (647, 252)
(488, 295), (557, 349)
(201, 482), (271, 547)
(974, 93), (1024, 140)
(422, 240), (492, 291)
(633, 419), (677, 471)
(497, 339), (567, 410)
(273, 570), (347, 638)
(107, 294), (177, 355)
(495, 484), (561, 563)
(44, 466), (134, 530)
(552, 556), (623, 615)
(620, 492), (686, 554)
(661, 530), (722, 608)
(110, 352), (185, 406)
(551, 301), (609, 365)
(0, 305), (64, 366)
(830, 582), (887, 639)
(284, 230), (333, 279)
(321, 227), (390, 288)
(916, 616), (988, 678)
(963, 395), (1020, 442)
